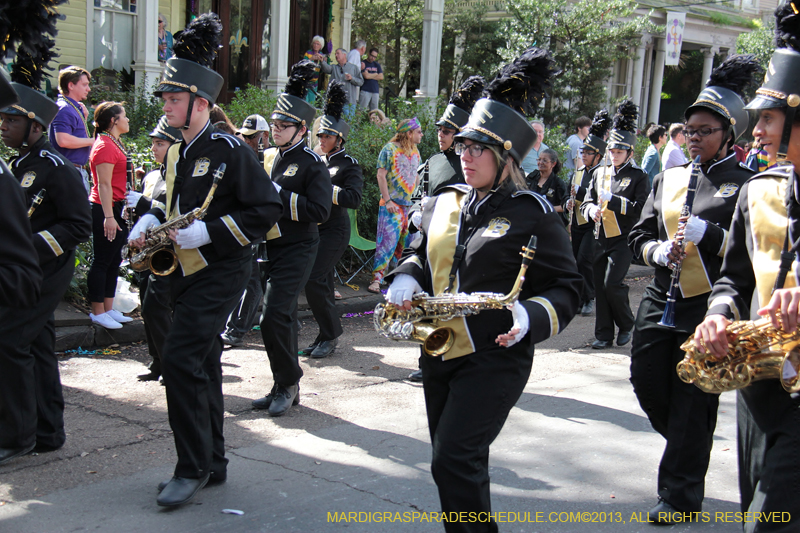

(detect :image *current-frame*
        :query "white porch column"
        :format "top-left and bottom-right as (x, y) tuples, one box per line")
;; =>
(413, 0), (444, 111)
(630, 34), (649, 119)
(647, 37), (666, 125)
(340, 0), (353, 50)
(700, 46), (719, 88)
(132, 0), (162, 91)
(265, 0), (291, 95)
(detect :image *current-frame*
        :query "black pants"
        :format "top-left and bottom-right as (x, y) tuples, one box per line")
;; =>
(571, 225), (594, 305)
(304, 216), (350, 342)
(420, 345), (534, 533)
(261, 235), (318, 387)
(593, 235), (634, 341)
(140, 273), (172, 375)
(630, 286), (719, 512)
(162, 255), (249, 479)
(87, 202), (128, 303)
(225, 246), (264, 339)
(0, 251), (75, 450)
(737, 382), (800, 532)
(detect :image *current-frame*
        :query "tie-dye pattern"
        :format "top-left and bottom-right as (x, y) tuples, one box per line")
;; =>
(372, 204), (410, 282)
(376, 142), (421, 206)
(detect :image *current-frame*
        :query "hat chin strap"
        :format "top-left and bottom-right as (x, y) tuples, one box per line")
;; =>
(279, 125), (302, 149)
(778, 106), (797, 162)
(20, 117), (34, 149)
(182, 94), (196, 130)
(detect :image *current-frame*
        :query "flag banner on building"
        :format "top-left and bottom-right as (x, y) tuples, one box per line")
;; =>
(665, 12), (686, 66)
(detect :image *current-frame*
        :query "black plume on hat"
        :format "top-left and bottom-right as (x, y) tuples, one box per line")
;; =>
(284, 60), (317, 100)
(775, 1), (800, 50)
(323, 80), (347, 120)
(11, 37), (58, 91)
(0, 0), (65, 59)
(589, 109), (611, 139)
(172, 13), (222, 67)
(707, 54), (763, 94)
(450, 76), (484, 112)
(611, 100), (638, 133)
(483, 48), (560, 116)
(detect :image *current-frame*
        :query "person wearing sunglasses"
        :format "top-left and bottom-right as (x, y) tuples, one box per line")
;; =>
(692, 4), (800, 528)
(157, 13), (173, 62)
(628, 54), (760, 525)
(384, 48), (581, 532)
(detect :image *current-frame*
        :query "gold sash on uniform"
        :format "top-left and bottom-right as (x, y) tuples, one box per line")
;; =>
(263, 147), (282, 240)
(749, 177), (797, 308)
(572, 168), (588, 225)
(164, 144), (208, 276)
(597, 164), (621, 238)
(661, 166), (711, 298)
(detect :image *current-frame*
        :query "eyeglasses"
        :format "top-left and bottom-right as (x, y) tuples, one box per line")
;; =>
(437, 126), (455, 135)
(684, 127), (725, 138)
(270, 122), (296, 132)
(454, 142), (487, 157)
(369, 54), (378, 59)
(158, 20), (164, 23)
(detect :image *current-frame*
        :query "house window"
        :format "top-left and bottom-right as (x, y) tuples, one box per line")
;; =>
(93, 1), (137, 72)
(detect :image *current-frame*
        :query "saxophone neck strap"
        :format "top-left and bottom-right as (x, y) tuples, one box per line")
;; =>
(774, 175), (800, 294)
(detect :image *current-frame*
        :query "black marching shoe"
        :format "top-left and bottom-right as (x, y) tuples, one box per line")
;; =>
(617, 329), (633, 346)
(311, 338), (338, 359)
(300, 337), (320, 356)
(138, 369), (161, 382)
(0, 443), (36, 466)
(268, 384), (300, 417)
(648, 498), (685, 525)
(220, 332), (244, 347)
(156, 474), (210, 507)
(407, 369), (423, 382)
(252, 383), (278, 409)
(157, 470), (226, 492)
(580, 300), (594, 316)
(591, 339), (613, 349)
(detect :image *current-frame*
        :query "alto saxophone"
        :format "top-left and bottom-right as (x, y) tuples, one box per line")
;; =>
(374, 235), (537, 356)
(677, 314), (800, 394)
(28, 188), (46, 217)
(123, 163), (226, 276)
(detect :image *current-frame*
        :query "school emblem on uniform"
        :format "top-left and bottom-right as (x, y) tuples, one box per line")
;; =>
(20, 172), (36, 188)
(547, 188), (554, 197)
(284, 164), (299, 177)
(620, 178), (631, 187)
(715, 183), (740, 198)
(192, 158), (211, 177)
(481, 217), (511, 238)
(328, 166), (339, 176)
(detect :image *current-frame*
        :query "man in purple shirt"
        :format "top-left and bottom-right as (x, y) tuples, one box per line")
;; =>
(49, 67), (94, 193)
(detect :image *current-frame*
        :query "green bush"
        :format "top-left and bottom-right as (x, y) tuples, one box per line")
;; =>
(222, 84), (278, 126)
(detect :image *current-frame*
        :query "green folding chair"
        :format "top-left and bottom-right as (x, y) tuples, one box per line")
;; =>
(343, 209), (376, 284)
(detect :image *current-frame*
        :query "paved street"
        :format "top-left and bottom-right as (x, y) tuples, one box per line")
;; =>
(0, 272), (747, 532)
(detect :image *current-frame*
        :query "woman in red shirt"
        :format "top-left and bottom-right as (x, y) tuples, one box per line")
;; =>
(87, 101), (132, 329)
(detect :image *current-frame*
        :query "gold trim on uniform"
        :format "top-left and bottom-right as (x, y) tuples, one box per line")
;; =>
(38, 231), (64, 256)
(266, 223), (282, 240)
(643, 241), (659, 267)
(263, 147), (279, 176)
(290, 192), (299, 221)
(571, 169), (588, 225)
(529, 296), (558, 338)
(709, 295), (741, 321)
(401, 255), (423, 270)
(693, 98), (731, 118)
(164, 144), (208, 276)
(756, 87), (786, 101)
(221, 215), (250, 246)
(470, 126), (503, 144)
(332, 185), (341, 205)
(717, 228), (728, 257)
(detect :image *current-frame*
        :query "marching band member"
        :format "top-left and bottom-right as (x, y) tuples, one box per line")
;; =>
(301, 81), (363, 359)
(251, 61), (332, 416)
(0, 33), (91, 465)
(128, 14), (283, 506)
(693, 4), (800, 529)
(628, 55), (760, 523)
(386, 48), (581, 532)
(580, 100), (650, 349)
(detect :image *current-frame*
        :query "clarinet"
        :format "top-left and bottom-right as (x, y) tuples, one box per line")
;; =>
(28, 189), (46, 218)
(658, 155), (702, 328)
(567, 168), (578, 238)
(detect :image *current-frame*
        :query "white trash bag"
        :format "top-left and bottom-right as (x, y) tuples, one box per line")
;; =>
(112, 278), (139, 313)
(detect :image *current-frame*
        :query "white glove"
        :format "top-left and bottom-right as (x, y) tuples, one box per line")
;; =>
(420, 195), (431, 209)
(126, 190), (143, 209)
(175, 220), (211, 249)
(585, 204), (600, 221)
(410, 210), (422, 228)
(598, 189), (613, 203)
(572, 184), (580, 194)
(653, 240), (674, 267)
(386, 273), (422, 307)
(683, 215), (707, 244)
(129, 213), (159, 241)
(503, 301), (530, 348)
(272, 180), (282, 193)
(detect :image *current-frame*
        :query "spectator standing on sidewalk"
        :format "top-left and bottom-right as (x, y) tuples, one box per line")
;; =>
(49, 66), (94, 194)
(358, 48), (383, 111)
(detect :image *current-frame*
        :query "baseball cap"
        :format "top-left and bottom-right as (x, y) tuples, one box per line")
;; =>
(237, 114), (269, 135)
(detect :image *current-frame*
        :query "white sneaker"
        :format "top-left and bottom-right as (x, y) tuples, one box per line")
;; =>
(107, 309), (134, 324)
(90, 312), (123, 330)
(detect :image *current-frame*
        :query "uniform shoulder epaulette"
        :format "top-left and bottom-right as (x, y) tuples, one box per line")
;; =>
(752, 165), (794, 181)
(303, 146), (322, 161)
(629, 160), (643, 170)
(39, 149), (66, 167)
(440, 183), (470, 195)
(210, 132), (242, 148)
(344, 153), (359, 166)
(511, 189), (553, 213)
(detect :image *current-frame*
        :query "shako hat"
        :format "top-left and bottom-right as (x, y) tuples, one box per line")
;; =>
(318, 80), (350, 141)
(436, 76), (485, 131)
(744, 1), (800, 160)
(149, 115), (181, 143)
(685, 54), (762, 141)
(583, 109), (612, 155)
(271, 60), (317, 127)
(456, 48), (560, 165)
(607, 100), (638, 151)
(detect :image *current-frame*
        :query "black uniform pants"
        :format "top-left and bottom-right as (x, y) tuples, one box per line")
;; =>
(420, 345), (534, 533)
(630, 286), (719, 512)
(571, 225), (594, 305)
(593, 235), (634, 341)
(162, 254), (250, 479)
(737, 382), (800, 532)
(304, 216), (350, 342)
(225, 246), (264, 339)
(0, 251), (74, 450)
(140, 273), (172, 375)
(261, 235), (318, 387)
(88, 202), (128, 303)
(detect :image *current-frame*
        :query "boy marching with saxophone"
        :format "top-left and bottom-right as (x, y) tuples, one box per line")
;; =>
(628, 55), (760, 524)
